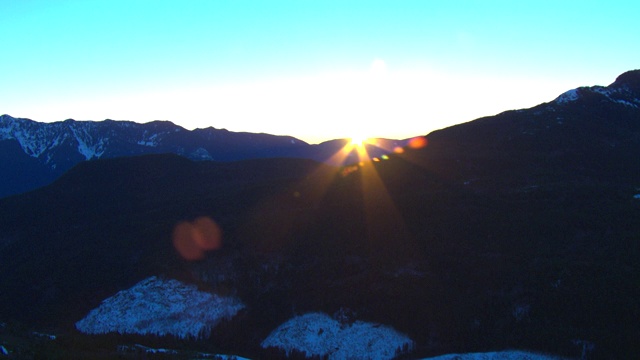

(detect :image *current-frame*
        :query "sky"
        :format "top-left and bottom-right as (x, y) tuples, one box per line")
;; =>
(1, 0), (638, 144)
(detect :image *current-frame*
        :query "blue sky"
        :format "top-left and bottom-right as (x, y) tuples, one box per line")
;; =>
(1, 0), (638, 143)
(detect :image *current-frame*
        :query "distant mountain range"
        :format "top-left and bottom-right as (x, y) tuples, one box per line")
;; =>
(0, 70), (639, 358)
(0, 115), (409, 198)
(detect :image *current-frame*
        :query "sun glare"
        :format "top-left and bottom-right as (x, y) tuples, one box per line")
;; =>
(350, 136), (368, 147)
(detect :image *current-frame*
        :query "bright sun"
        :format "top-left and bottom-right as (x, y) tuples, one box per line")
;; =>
(350, 135), (368, 147)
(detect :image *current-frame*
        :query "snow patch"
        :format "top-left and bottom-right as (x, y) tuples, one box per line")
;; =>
(261, 312), (414, 360)
(212, 355), (252, 360)
(137, 131), (161, 146)
(0, 125), (12, 140)
(191, 147), (213, 160)
(75, 276), (245, 339)
(32, 331), (56, 340)
(591, 86), (640, 107)
(614, 98), (639, 107)
(117, 344), (251, 359)
(117, 344), (179, 355)
(421, 350), (564, 359)
(69, 125), (106, 160)
(554, 88), (580, 104)
(591, 86), (613, 97)
(0, 117), (53, 157)
(555, 85), (640, 108)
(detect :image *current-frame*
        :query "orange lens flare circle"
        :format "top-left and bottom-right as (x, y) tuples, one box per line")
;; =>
(172, 216), (222, 260)
(408, 136), (428, 149)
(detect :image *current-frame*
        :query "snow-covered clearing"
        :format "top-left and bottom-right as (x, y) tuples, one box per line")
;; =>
(75, 276), (244, 339)
(72, 277), (570, 359)
(261, 312), (414, 360)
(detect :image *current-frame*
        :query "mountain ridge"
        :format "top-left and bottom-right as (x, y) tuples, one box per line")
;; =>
(2, 69), (637, 199)
(0, 114), (409, 198)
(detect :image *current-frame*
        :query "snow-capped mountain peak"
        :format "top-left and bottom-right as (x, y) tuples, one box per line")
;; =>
(553, 69), (640, 107)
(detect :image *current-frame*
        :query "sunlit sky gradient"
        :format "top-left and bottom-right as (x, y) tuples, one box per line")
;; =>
(2, 1), (638, 144)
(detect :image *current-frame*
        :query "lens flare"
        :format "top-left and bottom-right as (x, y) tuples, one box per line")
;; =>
(408, 136), (428, 149)
(172, 216), (222, 260)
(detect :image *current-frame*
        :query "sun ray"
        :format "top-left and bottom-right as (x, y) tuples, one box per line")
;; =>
(239, 135), (416, 261)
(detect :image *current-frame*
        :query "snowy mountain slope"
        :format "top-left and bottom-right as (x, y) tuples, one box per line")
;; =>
(554, 69), (640, 107)
(0, 116), (183, 162)
(0, 115), (408, 198)
(0, 115), (307, 196)
(0, 116), (193, 197)
(75, 276), (245, 339)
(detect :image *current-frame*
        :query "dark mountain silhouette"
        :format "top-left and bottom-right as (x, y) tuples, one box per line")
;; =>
(0, 115), (409, 198)
(0, 70), (639, 358)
